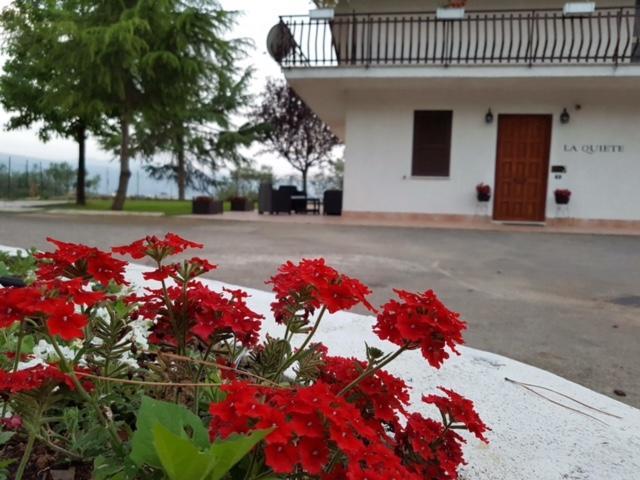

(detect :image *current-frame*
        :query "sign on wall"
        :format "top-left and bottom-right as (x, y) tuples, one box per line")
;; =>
(563, 144), (624, 154)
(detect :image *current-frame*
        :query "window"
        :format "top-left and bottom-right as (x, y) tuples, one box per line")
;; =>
(411, 110), (453, 177)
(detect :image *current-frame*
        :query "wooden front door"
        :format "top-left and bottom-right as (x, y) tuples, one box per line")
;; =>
(493, 115), (552, 222)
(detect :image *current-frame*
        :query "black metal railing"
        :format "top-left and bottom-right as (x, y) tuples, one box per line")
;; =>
(276, 7), (640, 67)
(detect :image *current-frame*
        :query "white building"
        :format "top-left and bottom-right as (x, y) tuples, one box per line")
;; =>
(270, 0), (640, 226)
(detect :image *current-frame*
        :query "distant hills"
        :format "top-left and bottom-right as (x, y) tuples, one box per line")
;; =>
(0, 151), (197, 198)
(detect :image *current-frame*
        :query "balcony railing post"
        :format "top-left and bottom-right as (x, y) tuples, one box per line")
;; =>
(350, 11), (357, 65)
(614, 7), (623, 65)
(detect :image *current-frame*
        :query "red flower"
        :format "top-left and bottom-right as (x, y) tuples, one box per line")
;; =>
(423, 387), (489, 443)
(113, 233), (203, 261)
(374, 289), (466, 368)
(142, 264), (180, 282)
(298, 436), (329, 474)
(46, 302), (88, 340)
(263, 442), (299, 474)
(0, 364), (73, 394)
(0, 286), (39, 328)
(37, 238), (127, 286)
(209, 381), (420, 479)
(134, 282), (262, 349)
(320, 356), (410, 432)
(398, 413), (466, 480)
(268, 258), (374, 325)
(142, 257), (216, 283)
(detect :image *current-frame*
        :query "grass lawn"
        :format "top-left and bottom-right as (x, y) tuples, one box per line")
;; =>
(50, 198), (231, 216)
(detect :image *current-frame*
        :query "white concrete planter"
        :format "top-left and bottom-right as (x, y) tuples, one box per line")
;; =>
(436, 8), (466, 20)
(563, 2), (596, 15)
(309, 8), (335, 20)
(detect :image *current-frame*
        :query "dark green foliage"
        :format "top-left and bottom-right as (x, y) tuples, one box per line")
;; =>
(0, 0), (252, 208)
(0, 0), (106, 205)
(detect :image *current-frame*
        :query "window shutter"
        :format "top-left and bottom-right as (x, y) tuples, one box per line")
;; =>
(411, 111), (453, 177)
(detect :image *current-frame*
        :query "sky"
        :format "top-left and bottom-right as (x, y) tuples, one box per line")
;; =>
(0, 0), (314, 176)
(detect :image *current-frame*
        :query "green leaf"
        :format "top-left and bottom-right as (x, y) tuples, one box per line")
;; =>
(152, 424), (272, 480)
(0, 431), (14, 446)
(153, 424), (217, 480)
(129, 396), (209, 469)
(207, 429), (272, 480)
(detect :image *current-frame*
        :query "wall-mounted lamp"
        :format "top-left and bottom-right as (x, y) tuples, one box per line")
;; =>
(485, 109), (494, 124)
(560, 108), (571, 124)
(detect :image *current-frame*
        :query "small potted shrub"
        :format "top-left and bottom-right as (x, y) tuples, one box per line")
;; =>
(192, 196), (223, 214)
(476, 183), (492, 202)
(554, 189), (572, 205)
(229, 196), (254, 211)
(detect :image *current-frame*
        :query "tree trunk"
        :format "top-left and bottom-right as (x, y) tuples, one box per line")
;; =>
(634, 0), (640, 62)
(76, 123), (87, 206)
(176, 135), (186, 201)
(111, 116), (131, 210)
(301, 167), (308, 195)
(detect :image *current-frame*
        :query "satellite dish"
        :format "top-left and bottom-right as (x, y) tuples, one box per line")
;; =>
(267, 23), (296, 63)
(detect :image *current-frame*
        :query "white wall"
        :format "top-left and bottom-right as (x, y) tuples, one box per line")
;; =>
(343, 86), (640, 221)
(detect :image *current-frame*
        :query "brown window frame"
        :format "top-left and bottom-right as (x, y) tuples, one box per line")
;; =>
(411, 110), (453, 178)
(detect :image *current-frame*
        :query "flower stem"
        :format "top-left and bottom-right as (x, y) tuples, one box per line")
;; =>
(2, 320), (26, 418)
(274, 306), (327, 380)
(47, 334), (124, 456)
(337, 345), (409, 397)
(15, 431), (36, 480)
(193, 342), (216, 415)
(12, 320), (26, 372)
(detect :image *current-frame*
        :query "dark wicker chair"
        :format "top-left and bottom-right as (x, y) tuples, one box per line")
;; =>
(278, 185), (307, 213)
(258, 183), (292, 215)
(323, 190), (343, 216)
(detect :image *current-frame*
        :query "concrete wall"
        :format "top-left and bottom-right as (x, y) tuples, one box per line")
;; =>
(343, 86), (640, 221)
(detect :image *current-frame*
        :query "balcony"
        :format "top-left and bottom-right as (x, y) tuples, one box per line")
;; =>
(272, 7), (640, 68)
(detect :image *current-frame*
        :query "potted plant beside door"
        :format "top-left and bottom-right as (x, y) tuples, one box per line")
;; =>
(476, 183), (492, 202)
(554, 189), (572, 205)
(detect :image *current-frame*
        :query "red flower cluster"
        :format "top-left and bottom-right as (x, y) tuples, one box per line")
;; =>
(0, 275), (105, 340)
(374, 289), (466, 368)
(0, 364), (76, 394)
(319, 356), (410, 432)
(134, 281), (262, 349)
(424, 387), (489, 443)
(269, 259), (374, 324)
(397, 413), (466, 479)
(142, 257), (216, 283)
(37, 238), (127, 286)
(0, 281), (93, 340)
(113, 233), (203, 261)
(209, 381), (418, 479)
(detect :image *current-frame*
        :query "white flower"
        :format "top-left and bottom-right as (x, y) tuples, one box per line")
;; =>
(33, 339), (77, 363)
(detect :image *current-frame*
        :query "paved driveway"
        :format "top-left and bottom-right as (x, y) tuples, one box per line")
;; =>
(1, 212), (639, 407)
